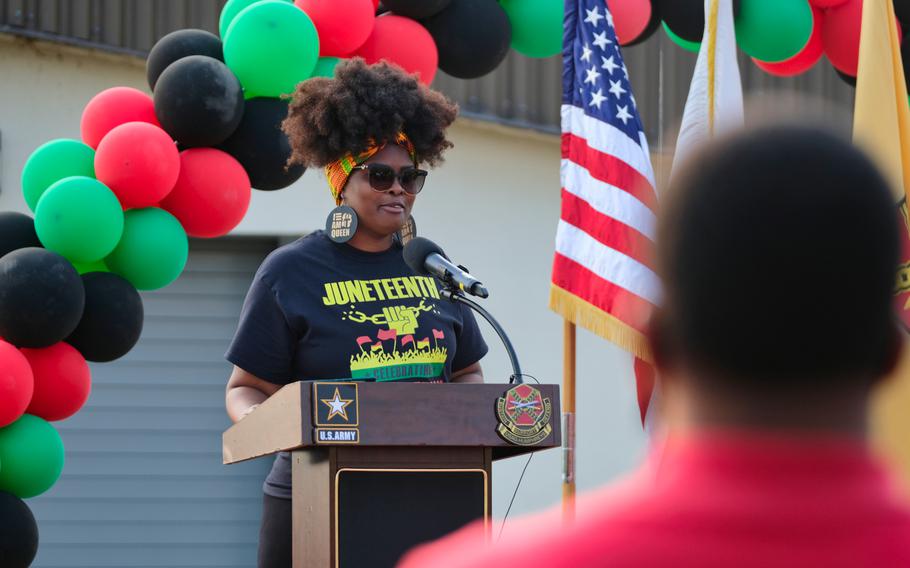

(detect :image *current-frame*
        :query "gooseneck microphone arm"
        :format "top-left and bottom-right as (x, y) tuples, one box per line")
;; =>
(440, 289), (524, 385)
(404, 237), (522, 384)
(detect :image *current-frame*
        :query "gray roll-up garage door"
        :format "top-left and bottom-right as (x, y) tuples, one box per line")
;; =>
(29, 236), (280, 568)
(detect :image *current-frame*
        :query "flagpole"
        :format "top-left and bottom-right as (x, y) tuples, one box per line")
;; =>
(562, 319), (576, 523)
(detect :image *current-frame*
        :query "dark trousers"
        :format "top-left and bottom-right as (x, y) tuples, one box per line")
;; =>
(259, 493), (292, 568)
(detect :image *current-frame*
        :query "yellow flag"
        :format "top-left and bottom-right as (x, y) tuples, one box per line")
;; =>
(853, 0), (910, 482)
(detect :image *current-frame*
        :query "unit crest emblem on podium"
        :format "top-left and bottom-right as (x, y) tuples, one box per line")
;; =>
(495, 385), (552, 446)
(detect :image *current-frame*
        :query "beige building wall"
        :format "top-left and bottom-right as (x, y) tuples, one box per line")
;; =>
(0, 36), (648, 523)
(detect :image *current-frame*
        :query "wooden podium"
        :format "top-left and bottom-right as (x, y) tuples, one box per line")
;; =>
(223, 381), (560, 568)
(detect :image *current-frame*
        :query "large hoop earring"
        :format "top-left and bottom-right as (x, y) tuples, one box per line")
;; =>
(325, 205), (358, 243)
(393, 215), (417, 247)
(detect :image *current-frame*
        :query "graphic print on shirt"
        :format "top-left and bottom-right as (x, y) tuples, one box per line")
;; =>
(321, 275), (448, 381)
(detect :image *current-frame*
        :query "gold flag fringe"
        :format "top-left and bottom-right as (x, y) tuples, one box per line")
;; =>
(549, 284), (653, 363)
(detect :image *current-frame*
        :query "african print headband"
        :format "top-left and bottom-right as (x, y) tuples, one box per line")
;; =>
(324, 132), (417, 205)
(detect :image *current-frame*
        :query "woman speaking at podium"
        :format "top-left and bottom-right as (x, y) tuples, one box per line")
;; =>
(223, 58), (488, 567)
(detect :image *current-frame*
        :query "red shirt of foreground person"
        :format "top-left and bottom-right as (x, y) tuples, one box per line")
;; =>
(400, 433), (910, 568)
(400, 127), (910, 568)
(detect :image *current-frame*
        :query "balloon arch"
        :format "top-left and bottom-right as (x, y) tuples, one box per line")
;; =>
(0, 0), (904, 564)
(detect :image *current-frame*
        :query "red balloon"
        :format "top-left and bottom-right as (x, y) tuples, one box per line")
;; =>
(159, 148), (251, 238)
(612, 0), (653, 45)
(810, 0), (848, 7)
(80, 87), (161, 150)
(824, 0), (902, 76)
(94, 122), (180, 210)
(296, 0), (375, 57)
(0, 340), (33, 428)
(355, 15), (438, 85)
(822, 0), (862, 76)
(755, 6), (824, 76)
(21, 342), (89, 422)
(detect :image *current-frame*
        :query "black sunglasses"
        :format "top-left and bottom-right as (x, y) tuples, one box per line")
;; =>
(351, 164), (428, 195)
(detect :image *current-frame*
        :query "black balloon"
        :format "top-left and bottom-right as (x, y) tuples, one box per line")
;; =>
(0, 212), (41, 260)
(147, 29), (224, 91)
(836, 69), (857, 88)
(66, 272), (144, 363)
(658, 0), (739, 43)
(623, 0), (662, 47)
(896, 0), (910, 27)
(0, 492), (38, 568)
(0, 248), (84, 348)
(219, 98), (305, 191)
(153, 55), (244, 147)
(657, 0), (703, 42)
(420, 0), (512, 80)
(384, 0), (451, 19)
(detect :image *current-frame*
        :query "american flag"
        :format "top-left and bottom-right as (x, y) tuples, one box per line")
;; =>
(550, 0), (659, 421)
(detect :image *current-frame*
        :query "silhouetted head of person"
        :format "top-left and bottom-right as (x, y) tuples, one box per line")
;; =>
(653, 126), (902, 431)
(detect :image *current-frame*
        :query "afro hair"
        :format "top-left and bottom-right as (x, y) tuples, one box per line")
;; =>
(282, 58), (458, 168)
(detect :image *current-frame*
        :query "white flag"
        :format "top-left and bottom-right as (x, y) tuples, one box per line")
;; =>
(649, 0), (743, 435)
(671, 0), (744, 177)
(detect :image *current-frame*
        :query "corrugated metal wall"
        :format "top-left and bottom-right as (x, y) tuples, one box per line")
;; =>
(29, 237), (276, 568)
(0, 0), (226, 56)
(621, 34), (857, 147)
(0, 0), (858, 138)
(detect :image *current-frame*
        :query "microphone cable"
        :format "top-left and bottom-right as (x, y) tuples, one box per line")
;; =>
(498, 373), (541, 541)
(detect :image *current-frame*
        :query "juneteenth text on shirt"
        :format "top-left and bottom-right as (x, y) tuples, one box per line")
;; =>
(322, 276), (441, 306)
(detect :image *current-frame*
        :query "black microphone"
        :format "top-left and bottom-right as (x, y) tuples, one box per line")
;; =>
(403, 237), (490, 298)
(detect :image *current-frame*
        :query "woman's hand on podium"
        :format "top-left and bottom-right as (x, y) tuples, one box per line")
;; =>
(239, 404), (260, 420)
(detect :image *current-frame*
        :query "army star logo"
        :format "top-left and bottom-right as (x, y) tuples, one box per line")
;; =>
(321, 388), (353, 421)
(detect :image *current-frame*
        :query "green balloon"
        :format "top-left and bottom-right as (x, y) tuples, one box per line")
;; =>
(0, 414), (65, 499)
(21, 139), (95, 213)
(35, 176), (124, 264)
(663, 22), (701, 53)
(219, 0), (291, 39)
(735, 0), (813, 63)
(73, 259), (109, 275)
(224, 0), (320, 97)
(105, 208), (188, 291)
(500, 0), (562, 58)
(311, 57), (344, 79)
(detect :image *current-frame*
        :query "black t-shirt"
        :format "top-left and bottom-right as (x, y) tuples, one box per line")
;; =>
(226, 231), (488, 498)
